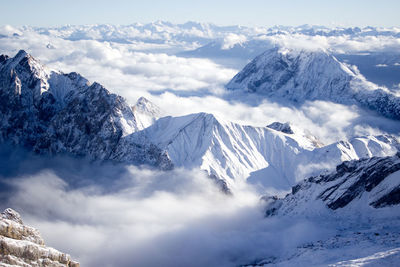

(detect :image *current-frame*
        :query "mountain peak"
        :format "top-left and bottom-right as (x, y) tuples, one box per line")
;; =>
(226, 47), (353, 97)
(0, 54), (9, 64)
(15, 49), (29, 58)
(1, 208), (23, 224)
(132, 96), (164, 130)
(267, 121), (294, 134)
(0, 51), (172, 169)
(226, 47), (400, 120)
(134, 96), (161, 116)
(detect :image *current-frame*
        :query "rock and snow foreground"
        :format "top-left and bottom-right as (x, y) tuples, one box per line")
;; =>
(0, 208), (79, 267)
(265, 152), (400, 216)
(248, 153), (400, 266)
(0, 50), (399, 192)
(226, 47), (400, 120)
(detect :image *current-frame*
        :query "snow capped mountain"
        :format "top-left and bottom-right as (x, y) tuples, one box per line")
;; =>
(226, 47), (400, 120)
(0, 50), (171, 169)
(143, 112), (399, 191)
(0, 50), (398, 192)
(132, 96), (163, 130)
(143, 112), (318, 189)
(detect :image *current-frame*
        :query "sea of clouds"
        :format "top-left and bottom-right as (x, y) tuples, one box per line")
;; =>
(0, 23), (400, 266)
(0, 146), (335, 267)
(1, 24), (399, 143)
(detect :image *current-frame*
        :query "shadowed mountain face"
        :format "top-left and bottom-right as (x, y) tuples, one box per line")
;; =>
(0, 50), (172, 169)
(226, 47), (400, 120)
(265, 152), (400, 218)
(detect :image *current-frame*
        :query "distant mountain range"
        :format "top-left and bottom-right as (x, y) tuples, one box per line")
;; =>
(16, 23), (400, 44)
(0, 50), (399, 192)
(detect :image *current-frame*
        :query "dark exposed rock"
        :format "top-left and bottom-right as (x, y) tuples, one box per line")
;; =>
(267, 153), (400, 217)
(317, 155), (400, 210)
(208, 172), (232, 194)
(0, 50), (172, 169)
(262, 195), (282, 217)
(371, 186), (400, 208)
(267, 122), (294, 134)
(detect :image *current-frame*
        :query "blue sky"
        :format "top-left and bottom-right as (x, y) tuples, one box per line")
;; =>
(2, 0), (399, 27)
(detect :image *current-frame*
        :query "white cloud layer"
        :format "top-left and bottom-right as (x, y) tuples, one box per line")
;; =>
(222, 33), (247, 49)
(0, 151), (333, 267)
(261, 34), (400, 53)
(1, 23), (400, 267)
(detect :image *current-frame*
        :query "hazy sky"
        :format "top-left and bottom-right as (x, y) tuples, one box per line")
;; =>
(2, 0), (399, 27)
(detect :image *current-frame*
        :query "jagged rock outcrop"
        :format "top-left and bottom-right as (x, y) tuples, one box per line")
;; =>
(0, 50), (172, 169)
(0, 208), (79, 267)
(266, 122), (294, 134)
(226, 47), (400, 120)
(317, 153), (400, 209)
(265, 153), (400, 217)
(0, 50), (398, 192)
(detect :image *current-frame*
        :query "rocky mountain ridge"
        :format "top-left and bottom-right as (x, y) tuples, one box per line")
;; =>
(143, 112), (399, 190)
(0, 208), (79, 267)
(265, 152), (400, 217)
(0, 50), (172, 169)
(0, 50), (399, 192)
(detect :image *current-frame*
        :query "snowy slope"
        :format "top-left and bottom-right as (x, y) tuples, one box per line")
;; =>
(226, 47), (400, 120)
(144, 113), (320, 189)
(254, 153), (400, 266)
(0, 50), (398, 191)
(132, 96), (163, 130)
(143, 112), (399, 191)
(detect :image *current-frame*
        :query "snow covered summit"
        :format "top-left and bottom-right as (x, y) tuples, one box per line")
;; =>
(226, 47), (400, 120)
(142, 112), (399, 191)
(0, 50), (398, 192)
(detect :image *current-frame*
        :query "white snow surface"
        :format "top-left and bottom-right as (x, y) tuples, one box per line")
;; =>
(226, 47), (400, 120)
(132, 96), (164, 130)
(144, 112), (399, 192)
(254, 154), (400, 266)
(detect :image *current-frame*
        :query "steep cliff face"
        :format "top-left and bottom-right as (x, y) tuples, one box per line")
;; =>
(0, 208), (79, 267)
(226, 47), (400, 120)
(265, 152), (400, 217)
(256, 153), (400, 266)
(0, 50), (172, 169)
